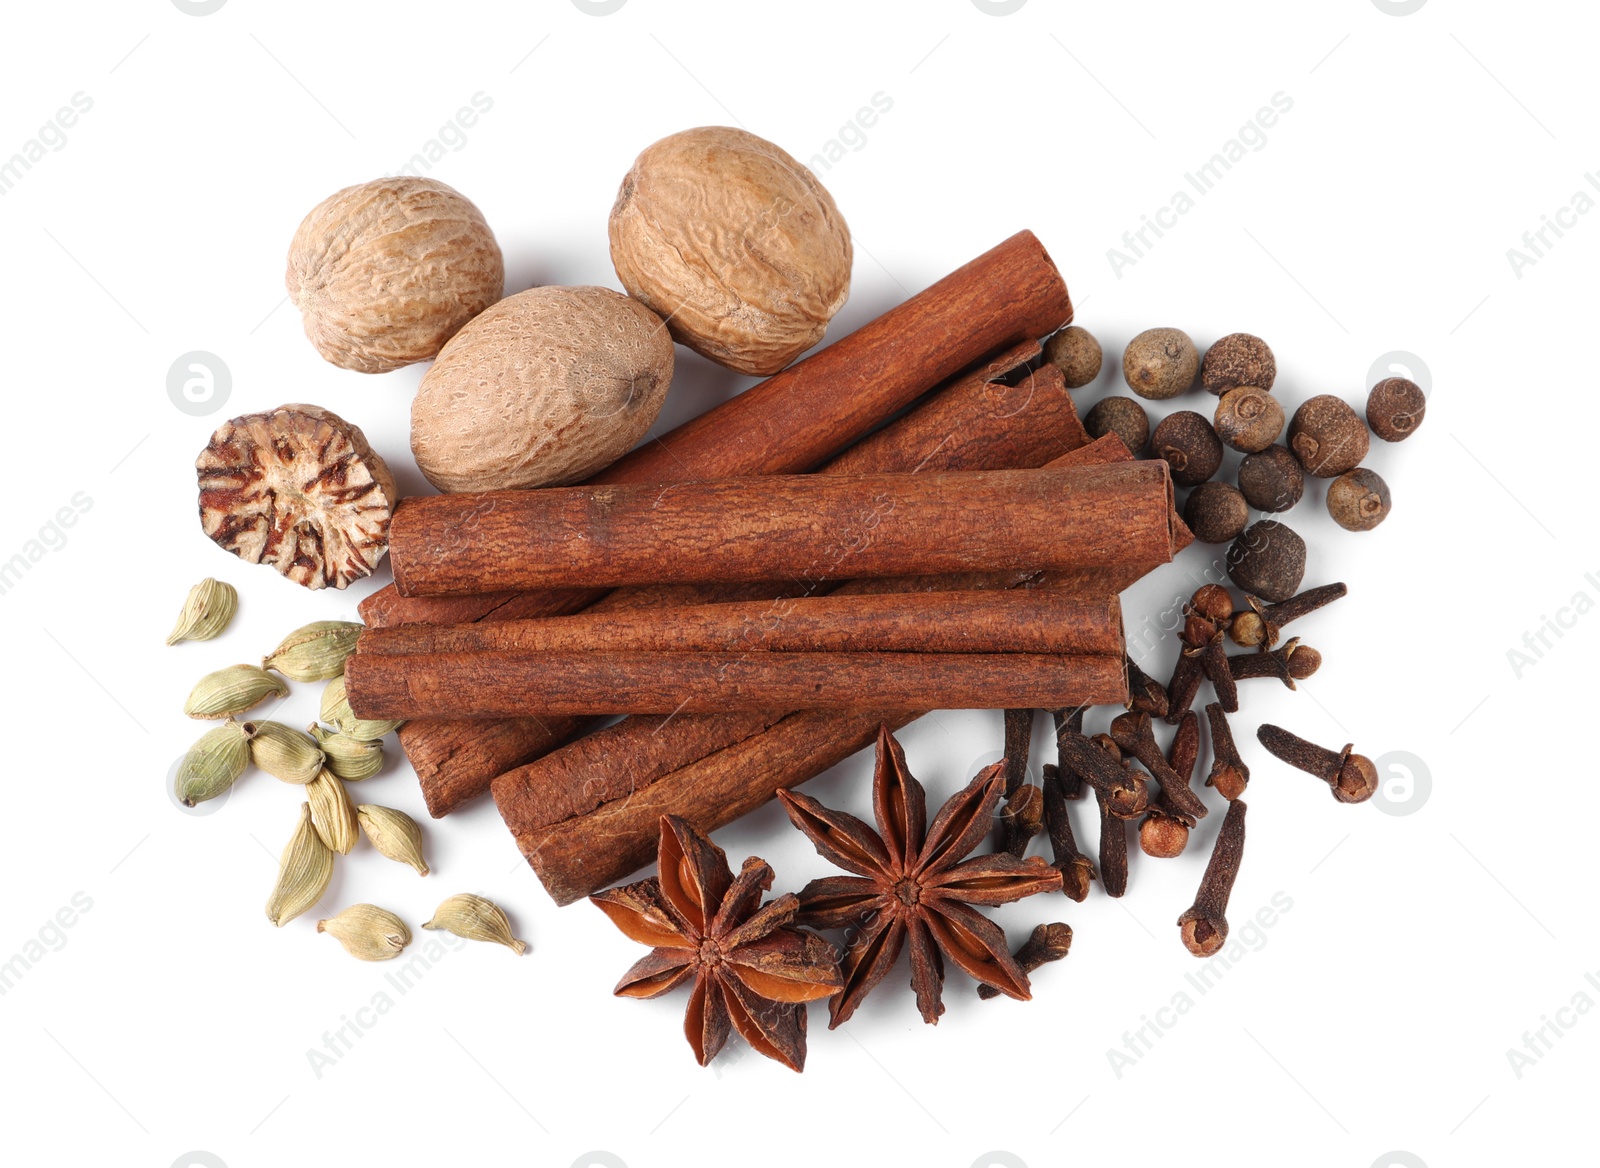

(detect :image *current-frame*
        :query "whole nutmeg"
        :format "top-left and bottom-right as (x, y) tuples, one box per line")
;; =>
(1226, 520), (1306, 602)
(609, 126), (851, 376)
(286, 177), (504, 374)
(1084, 395), (1149, 455)
(1213, 387), (1285, 453)
(1327, 468), (1392, 531)
(1044, 326), (1103, 389)
(1150, 410), (1223, 487)
(1288, 395), (1369, 478)
(410, 286), (674, 493)
(1122, 328), (1199, 399)
(1201, 333), (1275, 395)
(1183, 482), (1251, 544)
(1366, 378), (1426, 442)
(1237, 444), (1304, 513)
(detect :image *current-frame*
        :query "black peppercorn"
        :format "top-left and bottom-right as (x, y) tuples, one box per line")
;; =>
(1084, 395), (1150, 455)
(1226, 519), (1306, 601)
(1327, 467), (1391, 531)
(1213, 387), (1285, 453)
(1123, 328), (1199, 400)
(1288, 395), (1369, 478)
(1150, 410), (1223, 487)
(1366, 378), (1426, 442)
(1237, 444), (1303, 512)
(1044, 325), (1104, 389)
(1201, 333), (1276, 395)
(1183, 481), (1250, 543)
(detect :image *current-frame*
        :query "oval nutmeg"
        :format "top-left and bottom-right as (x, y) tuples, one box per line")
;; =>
(609, 126), (852, 376)
(410, 285), (675, 493)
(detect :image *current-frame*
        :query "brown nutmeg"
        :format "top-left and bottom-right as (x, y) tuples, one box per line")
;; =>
(609, 126), (851, 376)
(1213, 387), (1285, 453)
(1044, 326), (1103, 389)
(1123, 328), (1199, 400)
(1237, 445), (1304, 513)
(1288, 395), (1369, 478)
(1366, 378), (1426, 442)
(1084, 395), (1149, 455)
(1184, 482), (1250, 544)
(1226, 520), (1306, 602)
(1201, 333), (1275, 395)
(1150, 410), (1223, 486)
(1327, 468), (1392, 531)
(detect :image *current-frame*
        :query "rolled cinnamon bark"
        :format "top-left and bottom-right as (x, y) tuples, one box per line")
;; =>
(388, 463), (1176, 597)
(356, 590), (1123, 657)
(361, 228), (1072, 629)
(392, 355), (1091, 817)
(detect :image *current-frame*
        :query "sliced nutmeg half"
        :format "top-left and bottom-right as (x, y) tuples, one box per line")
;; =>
(196, 404), (396, 590)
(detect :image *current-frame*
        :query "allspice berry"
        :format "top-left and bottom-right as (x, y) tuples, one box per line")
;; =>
(1184, 482), (1251, 544)
(1201, 333), (1275, 395)
(1123, 328), (1199, 400)
(1044, 326), (1103, 389)
(1366, 378), (1426, 442)
(1327, 468), (1392, 531)
(1288, 395), (1369, 478)
(1237, 445), (1304, 513)
(1213, 387), (1285, 453)
(1226, 520), (1306, 602)
(1084, 395), (1149, 455)
(1150, 410), (1223, 487)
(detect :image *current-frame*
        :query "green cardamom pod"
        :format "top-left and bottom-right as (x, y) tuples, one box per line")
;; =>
(264, 621), (364, 682)
(317, 904), (410, 961)
(422, 893), (526, 955)
(320, 675), (401, 742)
(184, 663), (288, 720)
(249, 721), (325, 784)
(310, 724), (384, 781)
(174, 719), (256, 807)
(265, 803), (334, 927)
(166, 578), (238, 646)
(356, 805), (429, 876)
(306, 770), (359, 855)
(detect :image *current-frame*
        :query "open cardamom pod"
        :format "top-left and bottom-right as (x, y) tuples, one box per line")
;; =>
(310, 724), (384, 781)
(264, 621), (363, 682)
(356, 805), (429, 876)
(174, 719), (256, 807)
(306, 770), (359, 855)
(422, 894), (526, 955)
(317, 904), (410, 961)
(166, 578), (238, 646)
(266, 803), (334, 927)
(249, 721), (325, 784)
(320, 675), (401, 742)
(184, 664), (288, 719)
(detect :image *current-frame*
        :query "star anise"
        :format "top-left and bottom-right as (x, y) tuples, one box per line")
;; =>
(777, 725), (1064, 1027)
(590, 814), (842, 1071)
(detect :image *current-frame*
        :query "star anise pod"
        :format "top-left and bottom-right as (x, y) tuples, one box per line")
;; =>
(777, 725), (1064, 1027)
(590, 814), (842, 1071)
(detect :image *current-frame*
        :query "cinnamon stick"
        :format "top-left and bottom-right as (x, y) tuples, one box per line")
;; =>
(356, 591), (1124, 657)
(360, 229), (1072, 630)
(394, 355), (1091, 816)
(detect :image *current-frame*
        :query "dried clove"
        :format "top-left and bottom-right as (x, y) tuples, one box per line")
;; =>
(1124, 656), (1169, 719)
(1041, 764), (1096, 900)
(1057, 731), (1149, 817)
(1164, 647), (1205, 726)
(1001, 708), (1033, 797)
(1095, 784), (1130, 898)
(1140, 710), (1200, 858)
(1204, 703), (1250, 801)
(1228, 637), (1321, 689)
(1050, 706), (1087, 799)
(1257, 724), (1378, 804)
(1109, 711), (1207, 821)
(1177, 799), (1247, 957)
(977, 922), (1073, 999)
(999, 782), (1045, 858)
(1229, 583), (1347, 649)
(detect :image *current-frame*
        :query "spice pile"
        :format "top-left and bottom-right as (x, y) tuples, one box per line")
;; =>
(169, 123), (1423, 1071)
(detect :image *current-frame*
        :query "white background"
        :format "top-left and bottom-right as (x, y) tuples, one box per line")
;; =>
(1, 2), (1591, 1166)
